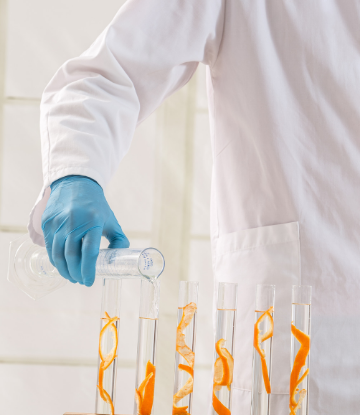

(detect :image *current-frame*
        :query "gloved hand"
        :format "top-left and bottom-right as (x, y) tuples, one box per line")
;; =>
(41, 175), (129, 286)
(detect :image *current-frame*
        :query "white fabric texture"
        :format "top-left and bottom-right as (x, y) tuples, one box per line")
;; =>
(28, 1), (360, 414)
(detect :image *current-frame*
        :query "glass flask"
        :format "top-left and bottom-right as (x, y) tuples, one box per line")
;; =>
(8, 233), (165, 299)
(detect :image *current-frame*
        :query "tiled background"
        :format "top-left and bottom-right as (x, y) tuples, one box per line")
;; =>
(0, 0), (214, 414)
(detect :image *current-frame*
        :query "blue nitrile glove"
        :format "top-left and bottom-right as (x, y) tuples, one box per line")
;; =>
(41, 175), (129, 286)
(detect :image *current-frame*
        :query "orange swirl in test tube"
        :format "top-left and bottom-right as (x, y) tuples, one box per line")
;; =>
(289, 323), (310, 415)
(173, 302), (197, 415)
(212, 339), (234, 415)
(97, 311), (119, 415)
(253, 306), (274, 394)
(135, 360), (156, 415)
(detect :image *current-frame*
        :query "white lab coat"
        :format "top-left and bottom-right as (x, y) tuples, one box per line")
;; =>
(28, 1), (360, 414)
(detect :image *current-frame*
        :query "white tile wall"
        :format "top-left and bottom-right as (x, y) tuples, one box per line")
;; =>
(0, 363), (96, 415)
(5, 0), (126, 98)
(0, 104), (42, 226)
(191, 112), (212, 236)
(105, 115), (156, 234)
(192, 367), (213, 415)
(194, 316), (214, 367)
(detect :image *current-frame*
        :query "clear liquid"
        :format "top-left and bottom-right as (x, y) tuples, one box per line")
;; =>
(213, 309), (236, 415)
(251, 311), (273, 415)
(290, 303), (311, 415)
(173, 307), (197, 413)
(95, 319), (119, 415)
(134, 317), (158, 415)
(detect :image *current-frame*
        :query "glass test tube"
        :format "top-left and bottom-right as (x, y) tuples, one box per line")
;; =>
(173, 281), (199, 415)
(290, 286), (312, 415)
(95, 278), (122, 415)
(251, 284), (275, 415)
(134, 280), (160, 415)
(212, 282), (237, 415)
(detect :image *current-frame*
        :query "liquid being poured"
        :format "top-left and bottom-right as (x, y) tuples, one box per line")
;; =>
(149, 279), (160, 318)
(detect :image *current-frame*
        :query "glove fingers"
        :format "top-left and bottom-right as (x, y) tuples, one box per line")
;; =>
(104, 213), (130, 249)
(65, 232), (83, 283)
(81, 226), (102, 287)
(52, 230), (77, 284)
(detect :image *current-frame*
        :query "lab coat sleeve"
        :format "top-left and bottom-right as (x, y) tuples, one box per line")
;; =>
(28, 0), (225, 246)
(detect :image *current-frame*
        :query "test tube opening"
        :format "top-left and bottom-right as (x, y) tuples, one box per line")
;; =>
(292, 285), (312, 305)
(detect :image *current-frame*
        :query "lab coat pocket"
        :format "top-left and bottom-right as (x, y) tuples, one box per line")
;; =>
(213, 222), (300, 414)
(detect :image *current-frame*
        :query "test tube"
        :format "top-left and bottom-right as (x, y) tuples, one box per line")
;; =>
(134, 280), (160, 415)
(251, 284), (275, 415)
(95, 278), (122, 415)
(212, 282), (237, 415)
(289, 285), (312, 415)
(173, 281), (199, 415)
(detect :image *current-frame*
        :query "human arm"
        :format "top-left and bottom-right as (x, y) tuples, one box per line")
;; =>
(29, 0), (225, 282)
